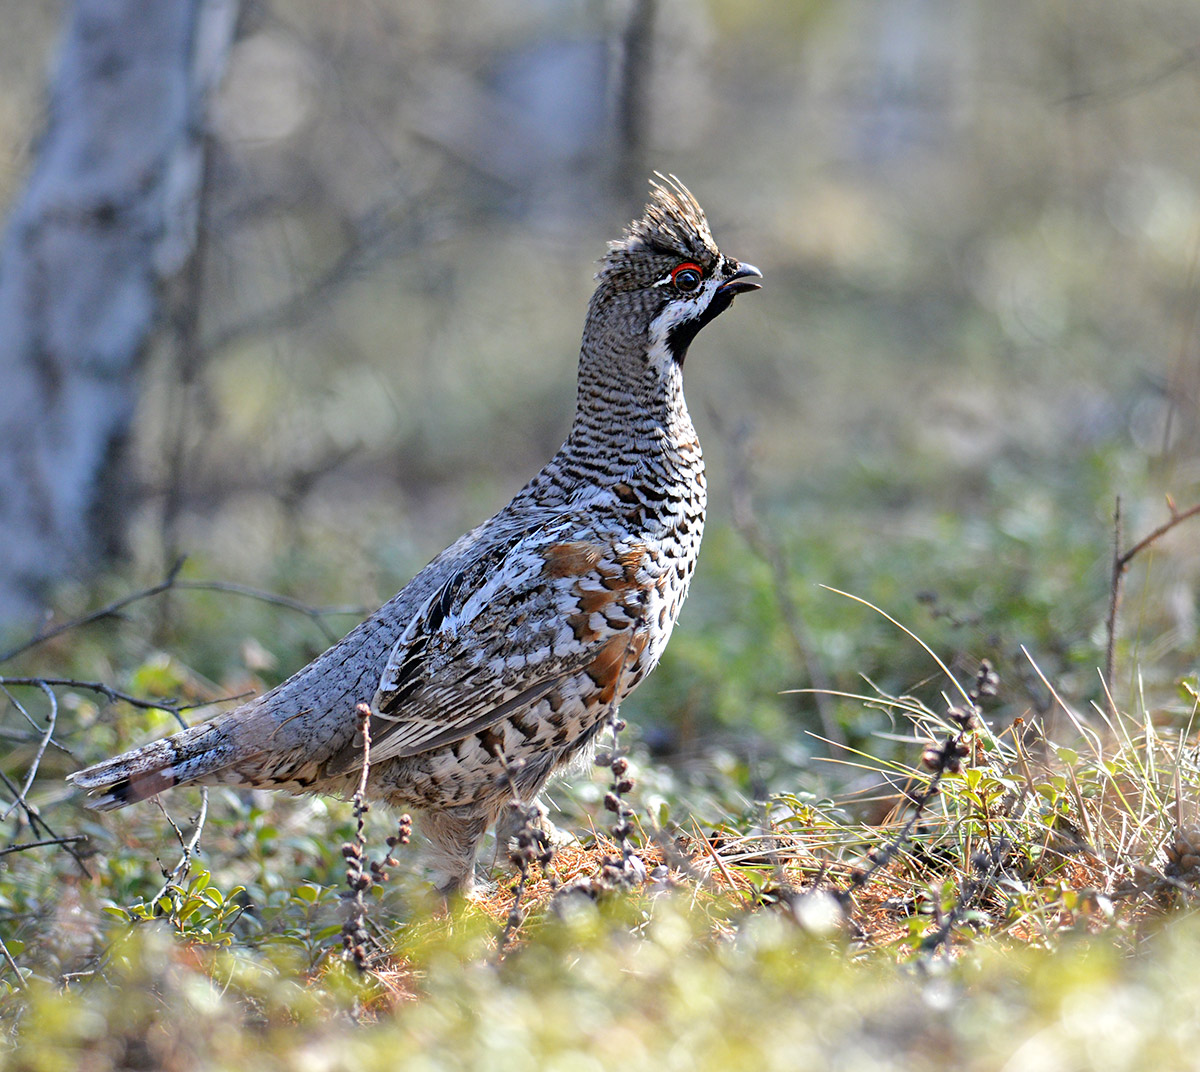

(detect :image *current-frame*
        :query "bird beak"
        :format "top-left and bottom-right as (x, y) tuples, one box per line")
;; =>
(717, 263), (763, 297)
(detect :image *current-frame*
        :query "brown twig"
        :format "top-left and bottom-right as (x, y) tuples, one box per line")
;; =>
(144, 789), (209, 912)
(0, 680), (92, 875)
(1058, 42), (1200, 108)
(918, 839), (1010, 959)
(1117, 498), (1200, 569)
(334, 706), (408, 972)
(0, 681), (57, 813)
(693, 818), (753, 907)
(198, 207), (406, 362)
(1103, 497), (1124, 712)
(1104, 496), (1200, 710)
(2, 670), (232, 881)
(595, 622), (652, 888)
(0, 767), (89, 877)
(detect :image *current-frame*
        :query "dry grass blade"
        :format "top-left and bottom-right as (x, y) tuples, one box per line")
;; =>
(819, 586), (975, 708)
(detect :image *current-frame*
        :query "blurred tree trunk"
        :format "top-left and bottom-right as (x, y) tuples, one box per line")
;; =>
(614, 0), (656, 209)
(0, 0), (238, 626)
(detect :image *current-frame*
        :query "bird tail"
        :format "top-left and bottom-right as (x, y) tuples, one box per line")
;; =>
(67, 716), (247, 811)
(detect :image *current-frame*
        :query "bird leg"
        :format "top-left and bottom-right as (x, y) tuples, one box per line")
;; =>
(422, 806), (492, 897)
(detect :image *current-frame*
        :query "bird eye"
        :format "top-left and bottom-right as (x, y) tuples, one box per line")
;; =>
(671, 263), (703, 293)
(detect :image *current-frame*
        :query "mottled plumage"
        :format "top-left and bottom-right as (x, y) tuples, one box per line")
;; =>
(68, 176), (762, 892)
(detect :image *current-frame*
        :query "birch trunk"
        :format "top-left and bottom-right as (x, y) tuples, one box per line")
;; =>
(0, 0), (237, 625)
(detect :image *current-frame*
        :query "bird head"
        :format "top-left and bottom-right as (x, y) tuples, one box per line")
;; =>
(584, 175), (762, 387)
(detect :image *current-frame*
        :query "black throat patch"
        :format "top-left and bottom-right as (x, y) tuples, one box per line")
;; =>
(665, 289), (737, 366)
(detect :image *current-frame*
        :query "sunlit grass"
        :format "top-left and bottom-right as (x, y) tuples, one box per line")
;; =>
(4, 469), (1200, 1070)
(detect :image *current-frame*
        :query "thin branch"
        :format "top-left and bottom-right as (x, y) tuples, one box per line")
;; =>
(599, 710), (641, 886)
(144, 790), (209, 911)
(0, 767), (50, 839)
(16, 682), (57, 803)
(0, 683), (76, 873)
(0, 558), (186, 664)
(0, 675), (192, 714)
(0, 561), (364, 665)
(351, 705), (372, 816)
(0, 766), (91, 877)
(918, 839), (1010, 959)
(1103, 496), (1200, 710)
(1058, 43), (1200, 108)
(494, 754), (546, 958)
(0, 671), (236, 876)
(200, 205), (403, 360)
(0, 934), (25, 990)
(0, 835), (88, 858)
(1117, 499), (1200, 571)
(0, 683), (40, 735)
(597, 620), (650, 888)
(693, 818), (753, 907)
(838, 662), (995, 906)
(172, 579), (365, 643)
(1104, 497), (1123, 707)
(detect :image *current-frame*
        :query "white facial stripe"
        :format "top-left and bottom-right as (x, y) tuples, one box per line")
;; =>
(644, 275), (724, 375)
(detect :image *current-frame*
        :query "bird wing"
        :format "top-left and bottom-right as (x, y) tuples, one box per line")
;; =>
(322, 511), (654, 775)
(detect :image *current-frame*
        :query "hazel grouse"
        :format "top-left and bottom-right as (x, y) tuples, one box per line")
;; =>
(69, 176), (762, 894)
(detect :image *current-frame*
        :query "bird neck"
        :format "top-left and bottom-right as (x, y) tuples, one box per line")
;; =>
(552, 347), (703, 493)
(510, 311), (706, 516)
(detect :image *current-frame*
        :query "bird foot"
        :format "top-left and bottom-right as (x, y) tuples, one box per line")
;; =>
(496, 797), (577, 858)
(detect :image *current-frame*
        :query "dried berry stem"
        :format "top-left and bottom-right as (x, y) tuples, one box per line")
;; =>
(341, 703), (374, 972)
(495, 755), (557, 956)
(919, 840), (1009, 957)
(843, 661), (997, 903)
(599, 710), (644, 886)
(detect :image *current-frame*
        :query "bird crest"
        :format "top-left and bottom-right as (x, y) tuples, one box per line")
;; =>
(600, 174), (719, 287)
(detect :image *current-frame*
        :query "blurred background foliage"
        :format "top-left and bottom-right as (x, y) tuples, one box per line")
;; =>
(4, 2), (1200, 1062)
(2, 0), (1199, 780)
